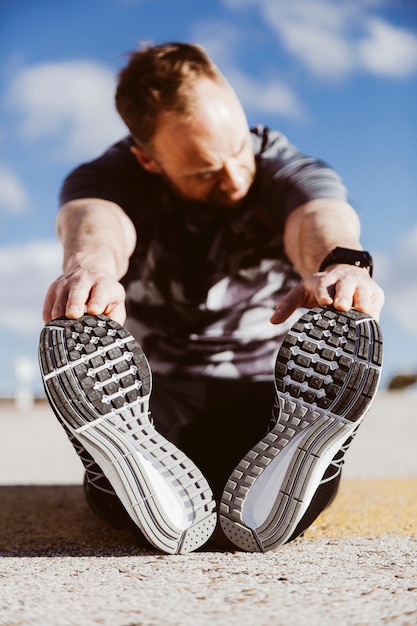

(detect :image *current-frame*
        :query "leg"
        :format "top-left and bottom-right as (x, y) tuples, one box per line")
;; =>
(156, 376), (343, 542)
(177, 378), (276, 500)
(77, 374), (273, 540)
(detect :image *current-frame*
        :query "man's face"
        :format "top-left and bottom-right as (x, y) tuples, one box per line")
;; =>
(132, 78), (256, 207)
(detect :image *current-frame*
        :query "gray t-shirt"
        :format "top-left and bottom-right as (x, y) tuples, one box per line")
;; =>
(60, 125), (347, 380)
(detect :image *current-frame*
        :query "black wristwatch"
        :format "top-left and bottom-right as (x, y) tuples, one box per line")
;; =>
(319, 247), (373, 277)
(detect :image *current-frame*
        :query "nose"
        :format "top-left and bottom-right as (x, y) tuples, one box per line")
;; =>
(218, 159), (246, 193)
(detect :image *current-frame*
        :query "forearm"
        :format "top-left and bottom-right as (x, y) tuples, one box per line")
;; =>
(272, 197), (383, 323)
(42, 198), (137, 323)
(57, 198), (137, 278)
(283, 198), (362, 277)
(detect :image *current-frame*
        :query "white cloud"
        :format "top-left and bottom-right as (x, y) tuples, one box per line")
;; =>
(0, 166), (28, 213)
(192, 20), (307, 120)
(0, 239), (62, 333)
(358, 18), (417, 77)
(376, 224), (417, 337)
(192, 20), (239, 67)
(7, 61), (126, 161)
(257, 0), (356, 79)
(226, 68), (307, 120)
(223, 0), (417, 80)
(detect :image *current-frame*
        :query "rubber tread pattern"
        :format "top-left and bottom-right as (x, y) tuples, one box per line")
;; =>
(39, 314), (216, 554)
(219, 307), (383, 552)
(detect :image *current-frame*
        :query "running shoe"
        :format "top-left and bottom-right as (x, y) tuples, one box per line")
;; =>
(219, 306), (383, 552)
(39, 314), (217, 554)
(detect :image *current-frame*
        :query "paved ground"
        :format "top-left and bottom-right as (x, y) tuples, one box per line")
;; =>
(0, 390), (416, 626)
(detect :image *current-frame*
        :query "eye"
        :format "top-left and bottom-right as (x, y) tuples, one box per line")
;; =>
(193, 170), (218, 182)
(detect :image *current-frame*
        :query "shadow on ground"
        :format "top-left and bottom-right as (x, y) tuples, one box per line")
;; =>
(0, 485), (146, 557)
(0, 485), (233, 557)
(2, 479), (416, 558)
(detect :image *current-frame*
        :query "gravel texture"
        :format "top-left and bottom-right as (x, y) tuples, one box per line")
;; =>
(0, 391), (416, 625)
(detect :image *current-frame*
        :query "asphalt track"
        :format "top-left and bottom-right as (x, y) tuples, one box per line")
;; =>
(0, 390), (416, 625)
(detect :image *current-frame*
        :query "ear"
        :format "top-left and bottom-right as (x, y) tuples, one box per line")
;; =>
(130, 145), (161, 174)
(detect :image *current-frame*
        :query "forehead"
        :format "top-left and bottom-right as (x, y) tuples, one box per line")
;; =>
(151, 79), (249, 168)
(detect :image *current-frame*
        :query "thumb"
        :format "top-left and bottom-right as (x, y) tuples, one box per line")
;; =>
(270, 285), (303, 324)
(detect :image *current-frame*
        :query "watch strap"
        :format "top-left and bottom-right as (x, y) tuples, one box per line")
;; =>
(319, 247), (373, 277)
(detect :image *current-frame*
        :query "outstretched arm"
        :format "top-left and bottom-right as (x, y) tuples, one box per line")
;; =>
(42, 198), (137, 324)
(271, 198), (384, 323)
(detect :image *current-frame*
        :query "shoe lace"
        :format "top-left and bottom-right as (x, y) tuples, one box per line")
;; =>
(63, 425), (115, 494)
(320, 428), (358, 484)
(62, 410), (155, 495)
(267, 402), (280, 432)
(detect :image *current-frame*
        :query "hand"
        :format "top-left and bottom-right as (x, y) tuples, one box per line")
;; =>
(42, 266), (127, 325)
(270, 264), (384, 324)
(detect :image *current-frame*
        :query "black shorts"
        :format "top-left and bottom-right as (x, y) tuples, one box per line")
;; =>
(151, 376), (275, 499)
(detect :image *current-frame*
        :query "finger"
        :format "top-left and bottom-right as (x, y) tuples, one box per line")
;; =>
(65, 282), (93, 319)
(103, 300), (127, 325)
(332, 273), (370, 313)
(42, 284), (59, 323)
(270, 284), (306, 324)
(315, 278), (336, 306)
(87, 282), (125, 317)
(351, 283), (385, 320)
(43, 282), (74, 322)
(85, 282), (112, 316)
(332, 281), (355, 312)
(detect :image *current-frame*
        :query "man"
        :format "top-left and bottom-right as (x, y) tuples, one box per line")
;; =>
(40, 42), (384, 554)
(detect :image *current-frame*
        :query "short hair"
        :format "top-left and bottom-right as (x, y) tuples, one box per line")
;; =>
(115, 42), (225, 148)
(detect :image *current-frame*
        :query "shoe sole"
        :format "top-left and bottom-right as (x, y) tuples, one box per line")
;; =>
(219, 307), (383, 552)
(39, 314), (216, 554)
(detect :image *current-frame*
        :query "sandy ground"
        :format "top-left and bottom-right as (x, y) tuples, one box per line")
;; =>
(0, 390), (416, 626)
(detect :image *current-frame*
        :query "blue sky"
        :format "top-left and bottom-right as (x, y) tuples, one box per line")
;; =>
(0, 0), (416, 395)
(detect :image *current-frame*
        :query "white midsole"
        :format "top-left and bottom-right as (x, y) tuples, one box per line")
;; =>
(73, 416), (194, 532)
(241, 420), (358, 530)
